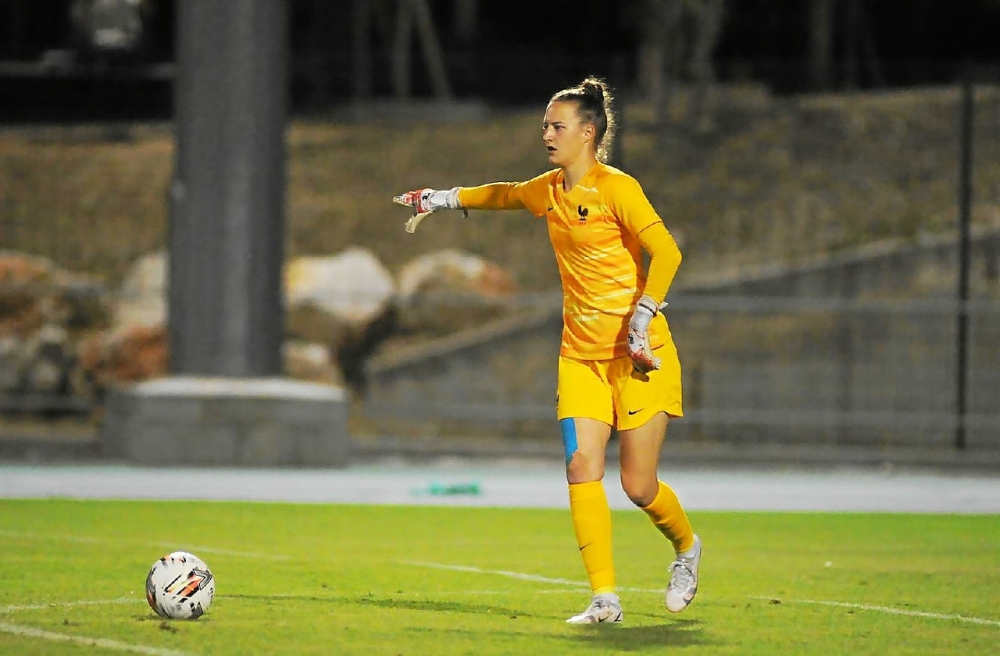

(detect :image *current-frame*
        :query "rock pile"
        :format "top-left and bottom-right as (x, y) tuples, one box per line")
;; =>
(0, 247), (520, 414)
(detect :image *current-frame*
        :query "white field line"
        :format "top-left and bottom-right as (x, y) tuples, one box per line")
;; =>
(405, 561), (660, 593)
(405, 561), (586, 587)
(0, 597), (196, 655)
(411, 561), (1000, 628)
(0, 622), (194, 656)
(0, 529), (290, 561)
(425, 589), (585, 595)
(750, 596), (1000, 628)
(0, 597), (137, 615)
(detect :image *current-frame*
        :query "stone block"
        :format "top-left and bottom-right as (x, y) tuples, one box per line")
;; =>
(102, 376), (351, 466)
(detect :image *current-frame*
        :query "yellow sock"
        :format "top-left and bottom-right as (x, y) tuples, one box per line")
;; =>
(641, 480), (695, 553)
(568, 481), (615, 594)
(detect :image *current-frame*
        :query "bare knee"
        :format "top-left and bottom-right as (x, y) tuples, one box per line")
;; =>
(561, 417), (611, 484)
(620, 469), (658, 507)
(566, 451), (605, 484)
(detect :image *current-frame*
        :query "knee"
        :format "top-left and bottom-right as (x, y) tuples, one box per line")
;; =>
(566, 451), (604, 484)
(624, 489), (655, 508)
(620, 471), (657, 507)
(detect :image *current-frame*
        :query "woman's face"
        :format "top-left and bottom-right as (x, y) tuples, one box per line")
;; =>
(542, 100), (594, 168)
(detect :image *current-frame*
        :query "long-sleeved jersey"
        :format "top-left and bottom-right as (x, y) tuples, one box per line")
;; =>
(458, 162), (682, 360)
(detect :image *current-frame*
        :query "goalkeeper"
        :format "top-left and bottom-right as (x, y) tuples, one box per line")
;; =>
(394, 76), (700, 625)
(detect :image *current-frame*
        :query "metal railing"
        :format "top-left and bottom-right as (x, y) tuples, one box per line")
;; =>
(363, 295), (1000, 452)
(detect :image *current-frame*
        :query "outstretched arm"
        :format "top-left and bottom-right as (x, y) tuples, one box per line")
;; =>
(394, 173), (552, 231)
(457, 183), (527, 211)
(394, 183), (527, 216)
(392, 183), (525, 232)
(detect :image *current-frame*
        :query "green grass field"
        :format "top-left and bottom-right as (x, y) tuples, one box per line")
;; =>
(0, 500), (997, 655)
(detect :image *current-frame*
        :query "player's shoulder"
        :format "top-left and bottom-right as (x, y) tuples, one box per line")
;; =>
(593, 163), (643, 194)
(528, 168), (562, 185)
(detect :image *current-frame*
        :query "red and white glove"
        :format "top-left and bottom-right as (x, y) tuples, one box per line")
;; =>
(392, 187), (465, 233)
(627, 295), (666, 374)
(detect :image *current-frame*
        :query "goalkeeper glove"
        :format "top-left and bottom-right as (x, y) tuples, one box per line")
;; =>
(627, 294), (667, 374)
(392, 187), (466, 233)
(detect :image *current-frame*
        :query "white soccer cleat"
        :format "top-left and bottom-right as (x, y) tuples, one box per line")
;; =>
(666, 534), (702, 613)
(566, 593), (623, 624)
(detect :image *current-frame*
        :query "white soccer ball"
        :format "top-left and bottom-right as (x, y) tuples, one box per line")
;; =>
(145, 551), (215, 620)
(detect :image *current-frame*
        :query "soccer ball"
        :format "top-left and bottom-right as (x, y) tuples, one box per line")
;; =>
(145, 551), (215, 620)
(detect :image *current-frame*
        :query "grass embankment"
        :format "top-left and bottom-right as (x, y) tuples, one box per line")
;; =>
(2, 86), (999, 292)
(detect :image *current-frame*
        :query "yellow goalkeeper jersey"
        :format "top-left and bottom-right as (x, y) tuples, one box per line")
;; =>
(458, 162), (680, 360)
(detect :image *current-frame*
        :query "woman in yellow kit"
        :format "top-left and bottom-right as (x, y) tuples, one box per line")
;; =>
(394, 76), (701, 624)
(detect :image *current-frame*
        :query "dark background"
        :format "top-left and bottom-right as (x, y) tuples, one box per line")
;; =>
(2, 0), (1000, 121)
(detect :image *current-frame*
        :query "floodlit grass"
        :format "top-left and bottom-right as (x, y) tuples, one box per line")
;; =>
(0, 500), (997, 655)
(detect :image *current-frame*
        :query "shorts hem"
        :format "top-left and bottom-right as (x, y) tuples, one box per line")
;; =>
(616, 406), (684, 431)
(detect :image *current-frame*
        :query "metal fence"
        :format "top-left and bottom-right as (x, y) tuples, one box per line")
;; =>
(670, 296), (1000, 451)
(360, 294), (1000, 453)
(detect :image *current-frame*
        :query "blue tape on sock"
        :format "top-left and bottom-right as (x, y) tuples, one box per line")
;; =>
(560, 418), (578, 465)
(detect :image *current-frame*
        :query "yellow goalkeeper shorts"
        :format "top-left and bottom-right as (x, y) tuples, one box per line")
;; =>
(556, 345), (683, 432)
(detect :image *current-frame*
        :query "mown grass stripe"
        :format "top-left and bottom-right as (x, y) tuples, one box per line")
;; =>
(0, 529), (289, 561)
(0, 597), (137, 615)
